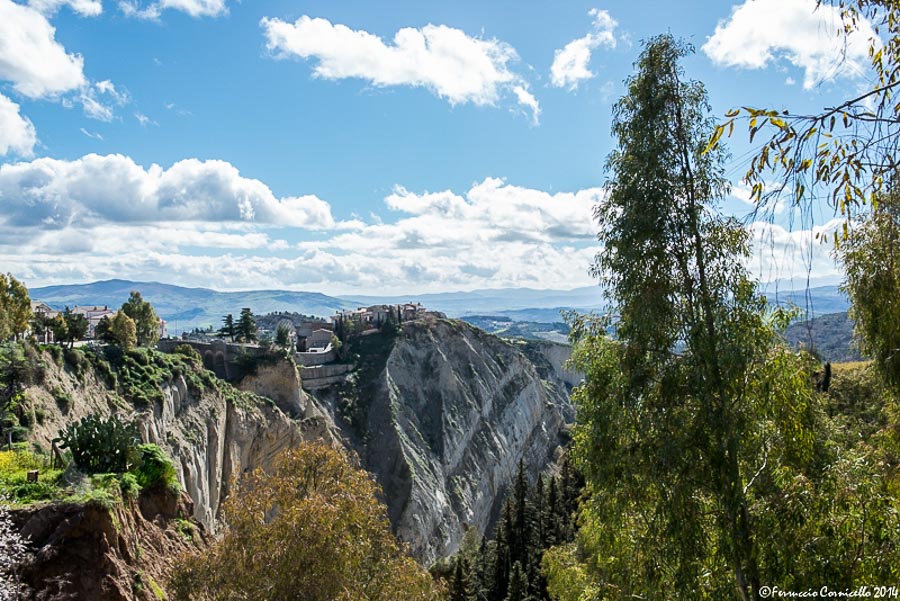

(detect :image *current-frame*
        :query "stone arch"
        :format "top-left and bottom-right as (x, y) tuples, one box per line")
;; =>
(213, 351), (228, 380)
(203, 350), (215, 372)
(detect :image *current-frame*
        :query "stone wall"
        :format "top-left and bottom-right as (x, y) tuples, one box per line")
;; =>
(294, 348), (337, 366)
(299, 363), (353, 390)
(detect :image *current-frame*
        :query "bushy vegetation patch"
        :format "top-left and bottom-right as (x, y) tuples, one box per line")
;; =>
(56, 413), (137, 474)
(1, 414), (183, 506)
(132, 443), (178, 491)
(0, 449), (66, 504)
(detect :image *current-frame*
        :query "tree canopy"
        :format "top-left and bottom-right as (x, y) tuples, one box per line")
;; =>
(169, 443), (442, 601)
(237, 307), (257, 343)
(120, 291), (160, 347)
(0, 274), (31, 343)
(837, 196), (900, 391)
(217, 313), (236, 342)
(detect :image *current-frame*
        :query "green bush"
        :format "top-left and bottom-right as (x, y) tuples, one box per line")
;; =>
(63, 347), (88, 380)
(56, 413), (138, 474)
(119, 472), (140, 497)
(44, 344), (64, 367)
(52, 386), (73, 413)
(132, 443), (178, 490)
(174, 344), (202, 364)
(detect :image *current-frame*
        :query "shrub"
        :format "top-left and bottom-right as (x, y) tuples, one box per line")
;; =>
(63, 347), (88, 380)
(44, 344), (63, 367)
(119, 472), (140, 498)
(52, 387), (72, 414)
(132, 443), (178, 491)
(55, 414), (138, 474)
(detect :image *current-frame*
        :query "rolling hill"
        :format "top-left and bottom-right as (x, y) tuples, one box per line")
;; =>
(30, 279), (852, 338)
(30, 279), (355, 334)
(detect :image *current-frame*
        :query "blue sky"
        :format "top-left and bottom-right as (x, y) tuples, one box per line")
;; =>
(0, 0), (876, 294)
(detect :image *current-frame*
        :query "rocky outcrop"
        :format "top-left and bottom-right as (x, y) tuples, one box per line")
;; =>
(25, 351), (339, 533)
(236, 360), (306, 416)
(352, 316), (575, 563)
(12, 486), (206, 601)
(520, 340), (583, 390)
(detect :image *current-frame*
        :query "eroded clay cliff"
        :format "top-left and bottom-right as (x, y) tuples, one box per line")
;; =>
(336, 316), (576, 563)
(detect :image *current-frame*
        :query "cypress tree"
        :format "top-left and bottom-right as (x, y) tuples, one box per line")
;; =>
(449, 556), (471, 601)
(512, 460), (530, 567)
(505, 561), (529, 601)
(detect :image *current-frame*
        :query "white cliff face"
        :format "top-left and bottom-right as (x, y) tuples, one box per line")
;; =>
(138, 378), (302, 529)
(26, 351), (338, 532)
(139, 367), (338, 530)
(360, 317), (575, 564)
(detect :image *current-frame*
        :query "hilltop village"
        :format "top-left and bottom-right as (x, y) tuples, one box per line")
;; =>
(24, 294), (435, 392)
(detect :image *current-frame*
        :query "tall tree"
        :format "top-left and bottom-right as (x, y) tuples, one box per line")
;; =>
(549, 35), (819, 600)
(448, 557), (471, 601)
(274, 322), (293, 350)
(0, 274), (31, 342)
(109, 312), (137, 351)
(0, 344), (33, 448)
(504, 562), (529, 601)
(237, 307), (257, 343)
(120, 291), (160, 347)
(837, 197), (900, 392)
(218, 313), (236, 342)
(58, 308), (88, 348)
(49, 314), (68, 347)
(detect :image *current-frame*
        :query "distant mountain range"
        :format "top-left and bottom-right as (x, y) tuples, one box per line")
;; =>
(30, 279), (356, 333)
(343, 286), (607, 316)
(30, 279), (850, 335)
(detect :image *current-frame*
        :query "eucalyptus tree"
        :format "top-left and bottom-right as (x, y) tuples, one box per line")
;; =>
(837, 197), (900, 392)
(552, 35), (819, 600)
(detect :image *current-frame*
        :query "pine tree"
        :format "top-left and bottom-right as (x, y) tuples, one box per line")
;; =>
(533, 475), (545, 549)
(237, 308), (257, 343)
(474, 536), (491, 601)
(449, 556), (471, 601)
(491, 505), (513, 601)
(505, 561), (529, 601)
(511, 461), (530, 568)
(218, 313), (236, 342)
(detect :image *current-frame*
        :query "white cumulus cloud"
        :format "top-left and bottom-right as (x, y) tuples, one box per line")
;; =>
(0, 0), (87, 98)
(119, 0), (227, 19)
(28, 0), (102, 17)
(703, 0), (879, 89)
(261, 15), (541, 123)
(0, 154), (340, 229)
(0, 94), (37, 157)
(551, 9), (620, 90)
(0, 161), (607, 293)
